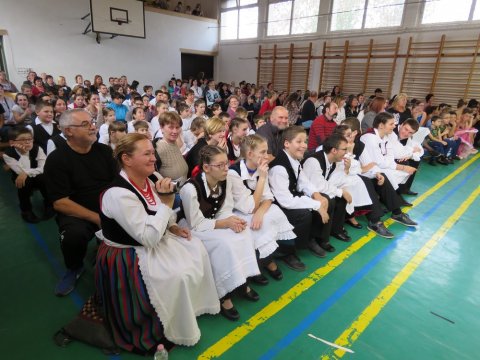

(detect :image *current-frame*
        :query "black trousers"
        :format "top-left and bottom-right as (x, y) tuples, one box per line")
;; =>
(359, 174), (402, 223)
(16, 174), (51, 212)
(396, 159), (420, 193)
(331, 196), (347, 235)
(56, 214), (99, 270)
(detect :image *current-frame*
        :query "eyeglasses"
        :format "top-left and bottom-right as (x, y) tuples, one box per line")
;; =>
(14, 138), (33, 143)
(68, 120), (95, 129)
(208, 162), (229, 169)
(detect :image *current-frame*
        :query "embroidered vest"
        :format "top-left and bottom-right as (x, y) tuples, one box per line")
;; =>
(100, 176), (156, 247)
(184, 173), (227, 219)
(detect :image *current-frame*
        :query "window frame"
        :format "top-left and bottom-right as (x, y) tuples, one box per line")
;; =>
(420, 0), (480, 25)
(220, 0), (259, 41)
(329, 0), (406, 33)
(266, 0), (321, 37)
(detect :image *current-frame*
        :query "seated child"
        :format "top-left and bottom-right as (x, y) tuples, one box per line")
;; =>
(184, 117), (206, 154)
(229, 134), (296, 283)
(99, 121), (126, 150)
(32, 101), (61, 154)
(226, 117), (249, 162)
(268, 126), (331, 271)
(3, 127), (53, 223)
(427, 115), (452, 165)
(179, 145), (260, 321)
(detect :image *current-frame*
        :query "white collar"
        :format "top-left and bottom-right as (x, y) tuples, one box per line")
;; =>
(239, 160), (258, 181)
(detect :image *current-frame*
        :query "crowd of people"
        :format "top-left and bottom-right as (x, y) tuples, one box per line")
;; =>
(1, 70), (479, 355)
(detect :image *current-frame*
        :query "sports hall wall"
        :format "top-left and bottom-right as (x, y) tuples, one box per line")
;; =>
(216, 3), (480, 100)
(0, 0), (218, 88)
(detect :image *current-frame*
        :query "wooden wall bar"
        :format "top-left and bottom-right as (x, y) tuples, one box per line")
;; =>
(256, 34), (480, 105)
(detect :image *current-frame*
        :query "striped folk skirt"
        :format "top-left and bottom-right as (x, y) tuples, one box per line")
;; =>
(95, 242), (164, 355)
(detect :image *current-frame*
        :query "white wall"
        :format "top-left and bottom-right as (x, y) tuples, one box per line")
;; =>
(0, 0), (218, 89)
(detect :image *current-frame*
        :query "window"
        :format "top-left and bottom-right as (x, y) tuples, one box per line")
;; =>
(475, 1), (480, 19)
(267, 0), (321, 36)
(331, 0), (405, 31)
(220, 0), (258, 40)
(422, 0), (474, 24)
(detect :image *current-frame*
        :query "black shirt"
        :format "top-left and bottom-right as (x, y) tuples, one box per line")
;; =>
(44, 142), (117, 213)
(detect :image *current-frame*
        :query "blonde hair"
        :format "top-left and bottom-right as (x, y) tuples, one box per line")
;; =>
(235, 107), (248, 119)
(392, 93), (408, 109)
(240, 134), (267, 159)
(114, 133), (148, 167)
(204, 117), (226, 140)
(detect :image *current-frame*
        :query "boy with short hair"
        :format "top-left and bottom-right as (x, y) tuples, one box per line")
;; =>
(253, 114), (266, 130)
(3, 127), (53, 223)
(107, 92), (128, 123)
(268, 126), (331, 271)
(33, 101), (61, 153)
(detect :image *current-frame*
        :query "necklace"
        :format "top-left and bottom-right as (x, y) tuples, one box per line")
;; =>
(128, 177), (156, 206)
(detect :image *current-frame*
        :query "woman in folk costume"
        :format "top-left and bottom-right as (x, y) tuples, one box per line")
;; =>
(95, 133), (219, 354)
(179, 145), (261, 321)
(228, 134), (296, 284)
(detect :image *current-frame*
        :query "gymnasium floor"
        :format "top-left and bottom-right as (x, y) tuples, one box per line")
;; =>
(1, 154), (479, 360)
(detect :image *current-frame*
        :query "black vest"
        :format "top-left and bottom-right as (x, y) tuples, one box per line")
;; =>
(229, 161), (257, 194)
(100, 176), (157, 247)
(303, 150), (336, 180)
(269, 150), (303, 199)
(183, 173), (227, 219)
(50, 133), (66, 150)
(353, 139), (365, 160)
(226, 137), (238, 161)
(33, 123), (61, 154)
(4, 145), (39, 181)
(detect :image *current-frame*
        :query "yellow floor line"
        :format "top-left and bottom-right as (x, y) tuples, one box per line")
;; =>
(320, 185), (480, 360)
(198, 154), (480, 359)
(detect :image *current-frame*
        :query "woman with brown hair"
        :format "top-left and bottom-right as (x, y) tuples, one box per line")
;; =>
(360, 96), (387, 133)
(95, 133), (219, 354)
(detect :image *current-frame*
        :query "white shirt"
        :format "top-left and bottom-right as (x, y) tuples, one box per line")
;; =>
(228, 160), (274, 214)
(180, 173), (235, 232)
(46, 133), (67, 156)
(3, 147), (46, 177)
(100, 170), (176, 249)
(302, 153), (343, 199)
(389, 127), (425, 162)
(360, 129), (397, 171)
(268, 150), (321, 210)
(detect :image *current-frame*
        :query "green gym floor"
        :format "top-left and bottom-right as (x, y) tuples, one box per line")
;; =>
(1, 154), (479, 360)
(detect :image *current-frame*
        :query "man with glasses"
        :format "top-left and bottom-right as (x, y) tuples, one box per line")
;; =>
(44, 109), (117, 296)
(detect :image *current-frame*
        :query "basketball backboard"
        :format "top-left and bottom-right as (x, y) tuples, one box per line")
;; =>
(90, 0), (146, 38)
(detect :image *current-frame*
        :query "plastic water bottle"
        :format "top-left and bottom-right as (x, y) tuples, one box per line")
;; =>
(154, 344), (168, 360)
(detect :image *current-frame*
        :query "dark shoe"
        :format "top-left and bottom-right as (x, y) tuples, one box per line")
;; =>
(320, 242), (336, 252)
(242, 287), (260, 302)
(43, 206), (56, 220)
(332, 232), (351, 242)
(250, 273), (269, 286)
(428, 158), (437, 166)
(21, 211), (40, 224)
(446, 157), (454, 164)
(399, 196), (413, 207)
(367, 221), (394, 239)
(453, 155), (461, 160)
(307, 240), (326, 258)
(280, 254), (306, 271)
(345, 219), (363, 229)
(391, 213), (418, 227)
(54, 267), (85, 296)
(402, 190), (418, 196)
(437, 157), (449, 165)
(220, 303), (240, 321)
(265, 266), (283, 280)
